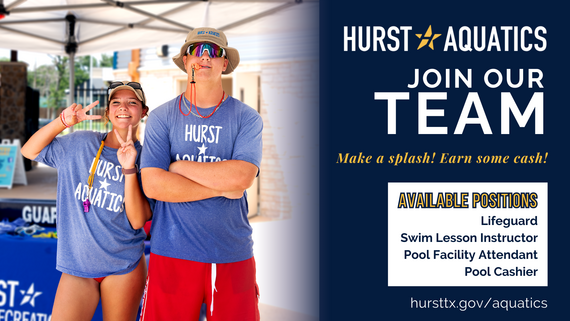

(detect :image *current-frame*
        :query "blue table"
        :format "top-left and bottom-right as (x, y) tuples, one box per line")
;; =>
(0, 231), (103, 320)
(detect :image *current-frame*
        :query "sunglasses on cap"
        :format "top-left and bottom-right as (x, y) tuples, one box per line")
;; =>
(108, 81), (146, 104)
(187, 42), (226, 58)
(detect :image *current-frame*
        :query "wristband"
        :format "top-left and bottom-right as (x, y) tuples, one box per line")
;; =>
(122, 165), (139, 175)
(60, 112), (70, 128)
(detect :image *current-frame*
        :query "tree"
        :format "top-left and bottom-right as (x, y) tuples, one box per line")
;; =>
(25, 55), (93, 118)
(100, 53), (113, 67)
(27, 64), (57, 99)
(43, 55), (67, 118)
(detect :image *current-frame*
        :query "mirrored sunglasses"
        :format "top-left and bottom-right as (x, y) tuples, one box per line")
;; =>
(187, 42), (226, 58)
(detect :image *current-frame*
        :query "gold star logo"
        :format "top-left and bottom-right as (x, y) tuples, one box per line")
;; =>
(416, 25), (441, 50)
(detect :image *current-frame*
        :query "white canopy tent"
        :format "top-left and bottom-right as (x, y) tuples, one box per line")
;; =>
(0, 0), (317, 101)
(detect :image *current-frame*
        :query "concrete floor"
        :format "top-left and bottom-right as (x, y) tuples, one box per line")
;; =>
(259, 303), (318, 321)
(0, 163), (57, 199)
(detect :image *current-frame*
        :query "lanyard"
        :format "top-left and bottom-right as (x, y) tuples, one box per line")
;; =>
(178, 63), (224, 118)
(83, 140), (105, 213)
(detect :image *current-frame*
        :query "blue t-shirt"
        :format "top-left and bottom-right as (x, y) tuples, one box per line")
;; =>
(35, 131), (147, 278)
(141, 95), (263, 263)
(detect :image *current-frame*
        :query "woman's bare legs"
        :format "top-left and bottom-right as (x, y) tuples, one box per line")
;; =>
(51, 255), (146, 321)
(51, 273), (100, 321)
(101, 255), (147, 321)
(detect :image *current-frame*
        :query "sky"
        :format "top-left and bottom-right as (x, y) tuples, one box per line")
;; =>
(0, 48), (107, 69)
(0, 49), (55, 69)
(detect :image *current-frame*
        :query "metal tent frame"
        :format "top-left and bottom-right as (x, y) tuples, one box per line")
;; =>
(0, 0), (313, 104)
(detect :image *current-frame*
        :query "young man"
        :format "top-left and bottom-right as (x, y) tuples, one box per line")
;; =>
(140, 27), (263, 321)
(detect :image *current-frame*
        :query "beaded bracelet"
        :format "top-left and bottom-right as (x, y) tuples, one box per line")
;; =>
(60, 112), (71, 128)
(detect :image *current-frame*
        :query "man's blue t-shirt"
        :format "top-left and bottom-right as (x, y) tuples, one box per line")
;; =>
(35, 131), (147, 278)
(141, 95), (263, 263)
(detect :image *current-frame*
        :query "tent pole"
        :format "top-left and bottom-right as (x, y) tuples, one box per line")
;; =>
(5, 0), (27, 11)
(68, 50), (75, 133)
(69, 51), (75, 106)
(65, 14), (78, 133)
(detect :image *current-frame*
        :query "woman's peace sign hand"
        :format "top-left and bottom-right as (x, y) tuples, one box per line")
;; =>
(114, 125), (137, 171)
(61, 101), (102, 127)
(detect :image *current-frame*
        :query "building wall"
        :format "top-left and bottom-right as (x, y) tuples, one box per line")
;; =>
(258, 59), (319, 220)
(0, 62), (28, 143)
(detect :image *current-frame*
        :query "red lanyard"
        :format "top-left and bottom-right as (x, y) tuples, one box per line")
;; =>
(178, 64), (224, 118)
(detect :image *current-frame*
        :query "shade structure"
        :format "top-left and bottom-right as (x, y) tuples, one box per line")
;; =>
(0, 0), (315, 55)
(0, 0), (317, 104)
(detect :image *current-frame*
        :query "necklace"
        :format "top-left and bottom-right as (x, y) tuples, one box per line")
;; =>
(84, 140), (105, 213)
(179, 91), (225, 118)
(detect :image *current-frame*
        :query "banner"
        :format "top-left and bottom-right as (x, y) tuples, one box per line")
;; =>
(319, 1), (568, 319)
(0, 144), (18, 188)
(0, 199), (57, 228)
(0, 139), (27, 189)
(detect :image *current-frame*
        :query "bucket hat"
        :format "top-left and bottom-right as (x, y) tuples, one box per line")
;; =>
(172, 27), (240, 75)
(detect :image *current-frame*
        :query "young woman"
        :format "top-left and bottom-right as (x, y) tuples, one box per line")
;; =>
(21, 81), (153, 321)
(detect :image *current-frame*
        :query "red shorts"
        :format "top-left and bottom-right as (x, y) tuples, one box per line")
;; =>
(140, 253), (260, 321)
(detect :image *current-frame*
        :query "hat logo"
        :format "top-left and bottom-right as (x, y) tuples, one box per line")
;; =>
(197, 30), (220, 37)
